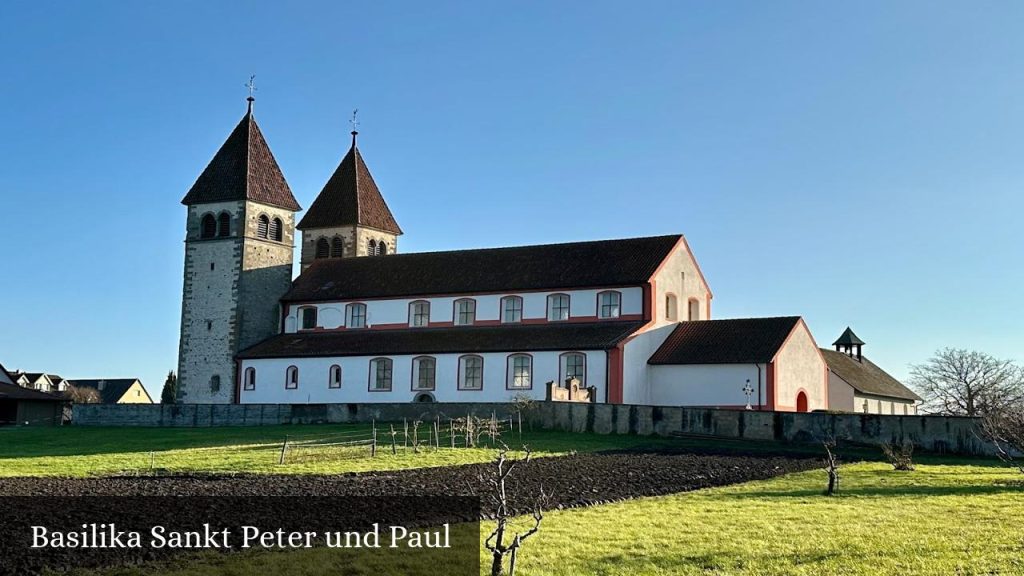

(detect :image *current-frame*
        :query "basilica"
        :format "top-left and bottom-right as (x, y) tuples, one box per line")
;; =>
(176, 97), (918, 413)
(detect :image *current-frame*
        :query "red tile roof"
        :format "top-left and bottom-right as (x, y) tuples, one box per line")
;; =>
(180, 104), (301, 211)
(648, 317), (802, 364)
(296, 140), (401, 233)
(283, 234), (682, 302)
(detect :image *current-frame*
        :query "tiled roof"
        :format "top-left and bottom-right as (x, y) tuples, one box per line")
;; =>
(238, 321), (644, 359)
(648, 317), (802, 365)
(0, 363), (15, 386)
(180, 104), (301, 211)
(833, 327), (865, 346)
(283, 234), (682, 302)
(297, 141), (401, 233)
(821, 349), (922, 402)
(0, 381), (64, 402)
(65, 379), (148, 404)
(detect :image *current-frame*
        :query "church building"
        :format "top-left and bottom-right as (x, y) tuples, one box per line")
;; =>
(175, 97), (909, 412)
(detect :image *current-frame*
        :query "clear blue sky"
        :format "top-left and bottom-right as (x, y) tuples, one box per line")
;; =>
(2, 1), (1022, 398)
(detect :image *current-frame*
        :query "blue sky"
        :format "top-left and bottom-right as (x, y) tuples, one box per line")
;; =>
(2, 1), (1022, 398)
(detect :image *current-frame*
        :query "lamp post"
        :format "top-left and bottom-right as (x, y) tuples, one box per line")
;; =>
(742, 379), (754, 410)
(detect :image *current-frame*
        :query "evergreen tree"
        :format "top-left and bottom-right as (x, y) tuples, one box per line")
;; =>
(160, 370), (178, 404)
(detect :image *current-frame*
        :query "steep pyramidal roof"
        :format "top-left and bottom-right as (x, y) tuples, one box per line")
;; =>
(181, 101), (301, 211)
(297, 135), (402, 233)
(833, 327), (865, 347)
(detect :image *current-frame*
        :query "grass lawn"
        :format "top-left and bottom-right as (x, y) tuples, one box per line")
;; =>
(79, 461), (1024, 576)
(0, 424), (678, 477)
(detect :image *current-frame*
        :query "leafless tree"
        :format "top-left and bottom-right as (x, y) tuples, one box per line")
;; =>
(823, 439), (840, 496)
(910, 348), (1024, 416)
(880, 441), (916, 471)
(64, 385), (101, 404)
(480, 445), (546, 576)
(981, 408), (1024, 474)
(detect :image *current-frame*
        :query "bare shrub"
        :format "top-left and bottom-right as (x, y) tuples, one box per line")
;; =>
(480, 445), (547, 576)
(64, 385), (101, 404)
(823, 439), (840, 496)
(982, 408), (1024, 474)
(880, 441), (916, 471)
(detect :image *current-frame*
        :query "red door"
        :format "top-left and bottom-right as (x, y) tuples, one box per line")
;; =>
(796, 392), (808, 413)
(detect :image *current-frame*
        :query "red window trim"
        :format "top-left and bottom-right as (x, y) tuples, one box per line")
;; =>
(505, 353), (534, 391)
(457, 354), (484, 391)
(410, 356), (437, 392)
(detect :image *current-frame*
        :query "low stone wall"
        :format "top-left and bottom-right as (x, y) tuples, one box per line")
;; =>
(72, 403), (988, 456)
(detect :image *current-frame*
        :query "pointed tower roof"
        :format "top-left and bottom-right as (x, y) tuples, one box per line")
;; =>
(297, 134), (402, 234)
(181, 100), (301, 211)
(833, 327), (865, 347)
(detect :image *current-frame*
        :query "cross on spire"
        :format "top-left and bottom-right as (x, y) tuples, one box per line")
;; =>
(350, 108), (359, 146)
(245, 75), (257, 113)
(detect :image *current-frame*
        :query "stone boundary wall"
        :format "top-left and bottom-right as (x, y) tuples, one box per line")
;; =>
(72, 402), (988, 456)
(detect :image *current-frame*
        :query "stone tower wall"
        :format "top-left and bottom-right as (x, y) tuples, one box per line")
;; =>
(299, 226), (397, 271)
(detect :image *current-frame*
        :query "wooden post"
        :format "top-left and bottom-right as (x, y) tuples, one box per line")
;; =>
(279, 435), (289, 465)
(518, 410), (523, 440)
(371, 421), (377, 457)
(449, 419), (455, 449)
(434, 419), (440, 450)
(390, 424), (398, 455)
(149, 451), (155, 471)
(404, 419), (409, 450)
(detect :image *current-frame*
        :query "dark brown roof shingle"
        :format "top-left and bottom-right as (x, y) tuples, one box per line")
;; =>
(65, 379), (150, 404)
(238, 321), (644, 359)
(648, 317), (802, 365)
(821, 349), (921, 402)
(283, 234), (682, 302)
(0, 381), (64, 402)
(180, 106), (301, 211)
(297, 143), (401, 233)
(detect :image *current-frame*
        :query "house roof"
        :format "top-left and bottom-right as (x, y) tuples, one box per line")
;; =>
(297, 138), (401, 234)
(283, 234), (683, 302)
(65, 379), (150, 404)
(0, 363), (14, 385)
(180, 101), (301, 211)
(648, 317), (803, 365)
(820, 349), (921, 402)
(238, 321), (645, 359)
(833, 327), (865, 346)
(0, 381), (64, 402)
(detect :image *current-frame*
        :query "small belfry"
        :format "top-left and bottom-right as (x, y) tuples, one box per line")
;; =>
(297, 110), (402, 271)
(176, 85), (301, 403)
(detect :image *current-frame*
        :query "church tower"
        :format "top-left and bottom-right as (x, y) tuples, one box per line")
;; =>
(297, 127), (402, 271)
(177, 96), (301, 403)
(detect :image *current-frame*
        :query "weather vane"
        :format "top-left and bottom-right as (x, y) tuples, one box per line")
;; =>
(350, 108), (360, 134)
(245, 75), (257, 100)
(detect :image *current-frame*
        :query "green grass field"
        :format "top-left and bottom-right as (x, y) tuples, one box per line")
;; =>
(0, 424), (677, 477)
(74, 461), (1024, 576)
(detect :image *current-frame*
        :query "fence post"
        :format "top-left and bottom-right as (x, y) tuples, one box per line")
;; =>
(449, 419), (455, 449)
(390, 424), (398, 455)
(434, 419), (440, 450)
(279, 435), (289, 465)
(404, 418), (409, 451)
(518, 410), (523, 440)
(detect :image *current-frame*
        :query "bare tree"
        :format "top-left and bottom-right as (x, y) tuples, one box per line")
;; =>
(823, 439), (840, 496)
(880, 441), (915, 471)
(480, 445), (546, 576)
(981, 408), (1024, 474)
(910, 348), (1024, 416)
(64, 385), (101, 404)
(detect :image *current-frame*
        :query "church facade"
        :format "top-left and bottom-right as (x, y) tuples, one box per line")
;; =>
(177, 99), (836, 411)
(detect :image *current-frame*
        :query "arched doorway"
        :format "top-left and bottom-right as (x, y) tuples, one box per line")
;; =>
(796, 391), (808, 413)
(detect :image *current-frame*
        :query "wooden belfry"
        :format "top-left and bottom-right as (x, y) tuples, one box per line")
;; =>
(833, 327), (865, 361)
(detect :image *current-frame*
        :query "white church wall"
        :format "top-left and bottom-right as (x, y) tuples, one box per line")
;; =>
(827, 372), (857, 412)
(239, 350), (607, 404)
(648, 363), (768, 407)
(772, 321), (828, 411)
(853, 393), (918, 416)
(282, 287), (644, 332)
(621, 323), (678, 405)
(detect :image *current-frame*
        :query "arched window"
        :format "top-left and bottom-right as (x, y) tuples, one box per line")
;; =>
(454, 298), (476, 326)
(560, 352), (586, 386)
(243, 367), (256, 391)
(507, 354), (532, 390)
(598, 291), (621, 319)
(209, 374), (221, 393)
(200, 214), (217, 239)
(547, 294), (570, 321)
(217, 212), (231, 237)
(409, 300), (430, 327)
(665, 293), (678, 321)
(315, 238), (330, 259)
(345, 303), (367, 328)
(500, 296), (523, 324)
(269, 217), (282, 241)
(285, 366), (299, 389)
(412, 356), (436, 391)
(378, 242), (387, 255)
(458, 355), (484, 390)
(688, 298), (700, 321)
(369, 358), (393, 391)
(414, 392), (435, 402)
(257, 215), (269, 239)
(299, 306), (318, 330)
(368, 239), (377, 255)
(329, 365), (342, 389)
(330, 237), (344, 258)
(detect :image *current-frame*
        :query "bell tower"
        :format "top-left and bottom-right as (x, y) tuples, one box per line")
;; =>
(177, 95), (301, 403)
(296, 119), (402, 271)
